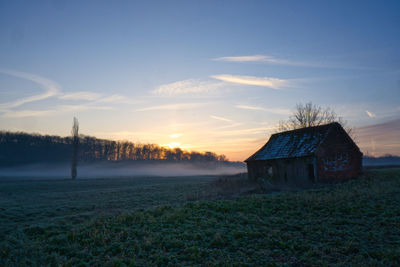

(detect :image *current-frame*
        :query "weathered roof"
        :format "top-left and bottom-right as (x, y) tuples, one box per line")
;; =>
(245, 122), (340, 161)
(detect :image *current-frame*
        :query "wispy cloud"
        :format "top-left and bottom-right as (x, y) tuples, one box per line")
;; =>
(210, 115), (233, 123)
(213, 55), (304, 66)
(235, 104), (266, 111)
(0, 69), (60, 110)
(153, 79), (225, 96)
(2, 109), (56, 118)
(60, 92), (133, 104)
(0, 69), (136, 119)
(235, 104), (291, 115)
(59, 91), (103, 101)
(153, 75), (288, 97)
(212, 54), (369, 70)
(97, 94), (131, 103)
(211, 126), (277, 137)
(365, 110), (376, 118)
(211, 74), (288, 89)
(357, 118), (400, 139)
(57, 104), (112, 112)
(136, 103), (206, 111)
(1, 104), (113, 118)
(357, 118), (400, 156)
(215, 122), (243, 130)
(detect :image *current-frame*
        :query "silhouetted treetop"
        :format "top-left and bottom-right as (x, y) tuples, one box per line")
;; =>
(278, 102), (354, 138)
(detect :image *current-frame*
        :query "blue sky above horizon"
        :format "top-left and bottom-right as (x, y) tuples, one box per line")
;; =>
(0, 0), (399, 160)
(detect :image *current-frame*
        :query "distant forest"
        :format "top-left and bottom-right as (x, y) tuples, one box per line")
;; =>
(363, 155), (400, 166)
(0, 131), (229, 167)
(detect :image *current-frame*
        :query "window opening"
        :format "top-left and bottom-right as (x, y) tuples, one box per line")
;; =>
(308, 164), (315, 182)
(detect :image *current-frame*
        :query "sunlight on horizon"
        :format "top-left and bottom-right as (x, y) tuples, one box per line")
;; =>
(161, 142), (183, 149)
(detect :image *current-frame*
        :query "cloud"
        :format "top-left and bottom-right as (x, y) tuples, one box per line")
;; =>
(212, 54), (371, 70)
(0, 69), (60, 110)
(60, 92), (133, 104)
(235, 105), (291, 115)
(1, 104), (113, 118)
(211, 74), (287, 89)
(136, 103), (206, 111)
(235, 104), (265, 111)
(0, 69), (135, 119)
(357, 118), (400, 139)
(215, 122), (243, 130)
(365, 110), (376, 118)
(2, 109), (56, 118)
(57, 104), (112, 112)
(211, 126), (277, 137)
(357, 118), (400, 156)
(213, 55), (303, 66)
(97, 94), (131, 103)
(210, 115), (233, 123)
(59, 92), (103, 101)
(153, 79), (225, 96)
(153, 75), (288, 97)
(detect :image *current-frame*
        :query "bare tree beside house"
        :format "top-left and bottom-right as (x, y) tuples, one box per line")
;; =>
(71, 117), (79, 179)
(278, 102), (354, 139)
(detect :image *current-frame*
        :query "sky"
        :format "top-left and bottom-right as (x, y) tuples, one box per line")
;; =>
(0, 0), (399, 160)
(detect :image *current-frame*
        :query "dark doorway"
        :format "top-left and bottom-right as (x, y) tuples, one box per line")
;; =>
(308, 164), (315, 182)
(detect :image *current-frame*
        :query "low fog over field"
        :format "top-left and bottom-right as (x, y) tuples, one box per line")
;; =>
(363, 156), (400, 167)
(0, 161), (246, 179)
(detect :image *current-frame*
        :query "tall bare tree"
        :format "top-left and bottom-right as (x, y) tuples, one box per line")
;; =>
(71, 117), (79, 179)
(278, 102), (354, 137)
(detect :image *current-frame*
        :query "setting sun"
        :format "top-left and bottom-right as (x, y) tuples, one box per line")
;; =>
(161, 142), (182, 149)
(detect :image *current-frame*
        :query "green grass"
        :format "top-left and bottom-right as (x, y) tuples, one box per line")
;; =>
(0, 176), (216, 240)
(1, 169), (400, 266)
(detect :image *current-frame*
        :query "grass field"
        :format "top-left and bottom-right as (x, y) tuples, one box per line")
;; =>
(1, 169), (399, 266)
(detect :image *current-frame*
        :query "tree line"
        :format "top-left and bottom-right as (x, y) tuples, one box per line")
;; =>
(0, 131), (228, 167)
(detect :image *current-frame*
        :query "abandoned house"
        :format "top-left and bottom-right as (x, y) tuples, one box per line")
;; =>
(245, 122), (362, 184)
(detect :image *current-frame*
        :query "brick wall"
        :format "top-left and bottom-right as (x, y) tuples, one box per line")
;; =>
(316, 126), (362, 181)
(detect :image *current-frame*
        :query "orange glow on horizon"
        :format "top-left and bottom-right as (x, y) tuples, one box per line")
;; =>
(161, 142), (182, 149)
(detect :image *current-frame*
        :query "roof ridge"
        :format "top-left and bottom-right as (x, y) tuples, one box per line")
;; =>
(245, 122), (340, 162)
(271, 122), (338, 136)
